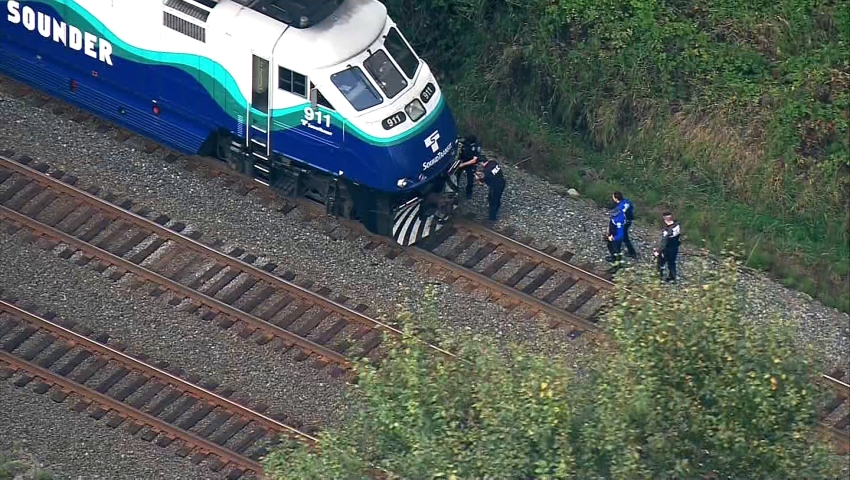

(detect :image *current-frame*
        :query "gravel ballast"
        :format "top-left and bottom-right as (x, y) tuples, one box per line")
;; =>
(1, 87), (845, 368)
(0, 89), (595, 358)
(457, 150), (849, 371)
(0, 88), (593, 479)
(0, 228), (348, 430)
(1, 381), (223, 479)
(0, 82), (847, 478)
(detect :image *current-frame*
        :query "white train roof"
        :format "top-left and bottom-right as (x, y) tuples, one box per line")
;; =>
(230, 0), (345, 29)
(210, 0), (388, 71)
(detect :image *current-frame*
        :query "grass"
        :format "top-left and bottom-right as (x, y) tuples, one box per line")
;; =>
(447, 91), (849, 311)
(0, 445), (53, 480)
(385, 0), (849, 311)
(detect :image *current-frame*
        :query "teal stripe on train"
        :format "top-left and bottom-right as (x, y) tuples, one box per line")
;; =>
(15, 0), (444, 146)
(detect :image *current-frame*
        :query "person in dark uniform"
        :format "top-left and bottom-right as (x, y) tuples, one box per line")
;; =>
(475, 155), (505, 222)
(605, 208), (626, 267)
(455, 135), (482, 199)
(610, 191), (637, 258)
(653, 211), (681, 282)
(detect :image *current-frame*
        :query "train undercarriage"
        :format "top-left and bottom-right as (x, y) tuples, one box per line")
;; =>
(213, 132), (460, 246)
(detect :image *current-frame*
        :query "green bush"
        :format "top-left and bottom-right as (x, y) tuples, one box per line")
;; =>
(263, 262), (843, 478)
(0, 444), (53, 480)
(386, 0), (850, 311)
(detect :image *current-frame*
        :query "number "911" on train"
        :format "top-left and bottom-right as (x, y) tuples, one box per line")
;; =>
(1, 0), (462, 245)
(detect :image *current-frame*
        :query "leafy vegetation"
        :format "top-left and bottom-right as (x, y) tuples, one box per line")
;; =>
(387, 0), (850, 311)
(0, 444), (53, 480)
(263, 259), (843, 479)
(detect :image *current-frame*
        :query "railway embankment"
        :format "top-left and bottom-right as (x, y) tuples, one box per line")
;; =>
(0, 73), (847, 476)
(385, 0), (849, 311)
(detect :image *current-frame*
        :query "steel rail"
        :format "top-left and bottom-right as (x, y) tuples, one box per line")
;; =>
(405, 245), (604, 334)
(454, 220), (663, 306)
(0, 156), (458, 362)
(282, 183), (606, 334)
(822, 374), (850, 393)
(454, 218), (616, 289)
(2, 88), (844, 453)
(0, 351), (263, 475)
(0, 156), (390, 333)
(819, 373), (850, 451)
(0, 204), (350, 367)
(289, 194), (605, 334)
(0, 299), (318, 444)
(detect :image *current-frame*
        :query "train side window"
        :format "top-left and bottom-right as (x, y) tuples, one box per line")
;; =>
(278, 66), (308, 97)
(309, 82), (335, 110)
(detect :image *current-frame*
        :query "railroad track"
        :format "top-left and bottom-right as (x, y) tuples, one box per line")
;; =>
(0, 153), (461, 378)
(413, 218), (613, 334)
(819, 369), (850, 453)
(0, 298), (317, 479)
(196, 160), (615, 338)
(1, 75), (613, 338)
(289, 208), (616, 338)
(2, 75), (847, 453)
(187, 159), (615, 338)
(196, 163), (615, 338)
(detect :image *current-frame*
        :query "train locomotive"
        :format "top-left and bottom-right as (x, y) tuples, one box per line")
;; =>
(0, 0), (461, 245)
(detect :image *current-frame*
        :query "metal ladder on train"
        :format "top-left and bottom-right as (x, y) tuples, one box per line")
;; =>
(246, 112), (272, 186)
(245, 54), (274, 186)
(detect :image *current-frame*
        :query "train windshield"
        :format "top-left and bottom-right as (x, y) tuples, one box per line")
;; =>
(364, 49), (407, 99)
(385, 27), (419, 79)
(331, 66), (383, 111)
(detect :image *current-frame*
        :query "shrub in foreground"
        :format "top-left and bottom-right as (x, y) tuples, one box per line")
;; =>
(263, 258), (842, 479)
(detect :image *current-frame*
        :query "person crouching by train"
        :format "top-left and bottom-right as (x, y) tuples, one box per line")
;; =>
(653, 211), (681, 283)
(456, 135), (482, 199)
(610, 191), (637, 258)
(474, 155), (506, 222)
(605, 208), (626, 269)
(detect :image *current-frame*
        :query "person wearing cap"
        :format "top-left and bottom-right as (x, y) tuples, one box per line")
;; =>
(456, 135), (482, 199)
(653, 211), (681, 282)
(605, 208), (626, 268)
(609, 191), (637, 258)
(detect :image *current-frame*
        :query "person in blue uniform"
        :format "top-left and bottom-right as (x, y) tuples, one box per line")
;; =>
(610, 191), (637, 258)
(653, 211), (681, 282)
(605, 208), (626, 266)
(455, 135), (482, 199)
(475, 155), (505, 222)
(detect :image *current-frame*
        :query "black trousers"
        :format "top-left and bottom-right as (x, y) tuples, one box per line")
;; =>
(623, 221), (636, 256)
(455, 166), (475, 197)
(657, 246), (679, 280)
(488, 184), (504, 221)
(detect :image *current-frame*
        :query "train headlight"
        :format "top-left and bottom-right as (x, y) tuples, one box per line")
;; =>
(397, 178), (411, 188)
(404, 99), (426, 122)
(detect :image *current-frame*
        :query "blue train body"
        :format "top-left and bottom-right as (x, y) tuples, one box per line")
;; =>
(0, 0), (461, 245)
